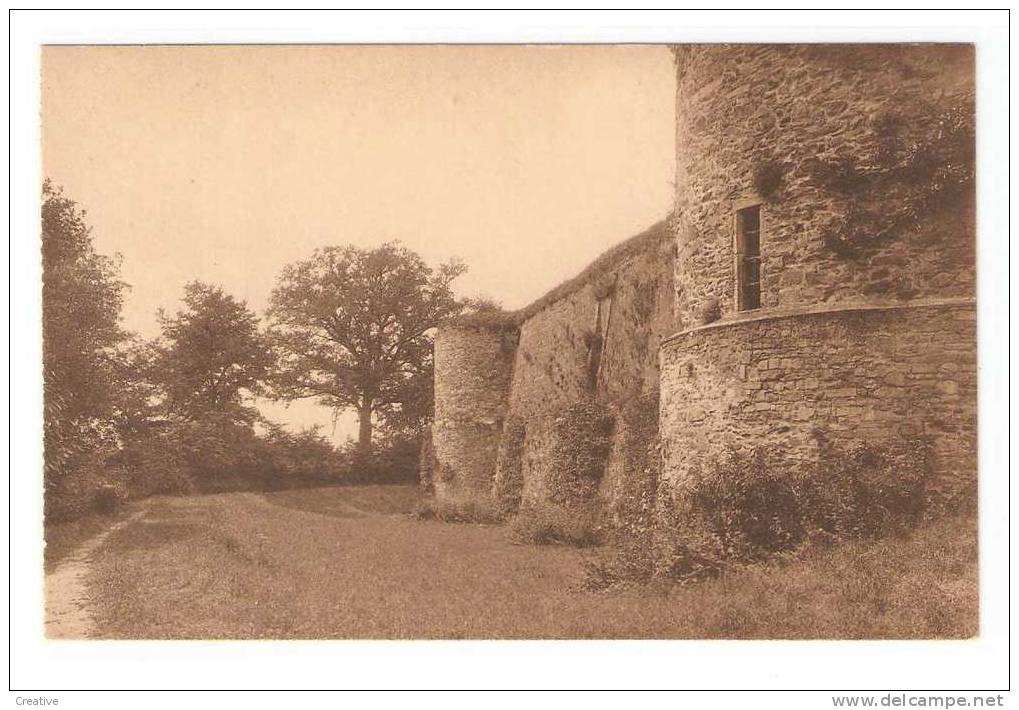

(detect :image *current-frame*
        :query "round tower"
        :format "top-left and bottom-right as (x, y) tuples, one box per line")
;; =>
(661, 44), (976, 500)
(431, 321), (518, 504)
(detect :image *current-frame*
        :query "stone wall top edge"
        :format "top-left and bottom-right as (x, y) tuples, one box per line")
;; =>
(516, 218), (674, 323)
(440, 218), (671, 335)
(661, 297), (976, 347)
(436, 321), (520, 336)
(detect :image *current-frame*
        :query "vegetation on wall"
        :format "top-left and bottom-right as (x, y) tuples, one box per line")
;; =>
(752, 158), (785, 201)
(631, 278), (658, 327)
(514, 220), (671, 322)
(812, 92), (975, 259)
(583, 331), (604, 392)
(493, 417), (526, 512)
(545, 400), (615, 507)
(584, 437), (937, 590)
(447, 307), (520, 332)
(697, 298), (721, 325)
(611, 391), (661, 530)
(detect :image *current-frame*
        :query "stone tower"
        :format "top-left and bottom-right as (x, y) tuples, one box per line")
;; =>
(660, 44), (976, 499)
(431, 322), (517, 503)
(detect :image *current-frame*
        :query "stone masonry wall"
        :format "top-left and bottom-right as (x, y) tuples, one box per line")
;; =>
(506, 222), (675, 416)
(432, 221), (675, 510)
(432, 324), (517, 502)
(659, 300), (977, 502)
(501, 223), (675, 509)
(671, 44), (975, 330)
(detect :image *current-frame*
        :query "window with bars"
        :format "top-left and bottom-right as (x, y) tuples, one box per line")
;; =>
(735, 205), (762, 311)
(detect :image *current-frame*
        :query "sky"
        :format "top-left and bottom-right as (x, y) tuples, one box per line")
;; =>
(41, 44), (676, 442)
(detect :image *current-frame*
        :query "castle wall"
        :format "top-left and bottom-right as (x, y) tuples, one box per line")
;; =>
(432, 222), (675, 510)
(431, 324), (517, 502)
(660, 300), (977, 501)
(431, 43), (978, 524)
(501, 224), (674, 510)
(506, 222), (675, 416)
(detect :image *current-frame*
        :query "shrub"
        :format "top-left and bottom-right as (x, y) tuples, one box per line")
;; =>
(93, 481), (128, 514)
(116, 426), (196, 497)
(347, 435), (422, 484)
(803, 439), (931, 538)
(683, 448), (803, 561)
(584, 438), (934, 590)
(260, 424), (346, 489)
(413, 495), (507, 524)
(45, 447), (130, 521)
(417, 427), (436, 495)
(508, 502), (607, 547)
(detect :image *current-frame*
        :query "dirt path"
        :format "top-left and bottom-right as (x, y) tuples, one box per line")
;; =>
(44, 509), (147, 639)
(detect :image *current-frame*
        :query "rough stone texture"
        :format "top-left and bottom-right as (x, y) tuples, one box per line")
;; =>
(493, 416), (526, 508)
(502, 226), (674, 509)
(601, 391), (661, 524)
(660, 300), (977, 502)
(432, 222), (674, 509)
(671, 44), (975, 330)
(507, 223), (676, 415)
(432, 325), (517, 501)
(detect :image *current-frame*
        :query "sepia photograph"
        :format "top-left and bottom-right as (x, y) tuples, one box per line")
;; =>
(9, 7), (1012, 700)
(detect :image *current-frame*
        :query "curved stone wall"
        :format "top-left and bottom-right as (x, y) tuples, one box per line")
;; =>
(432, 324), (517, 501)
(659, 300), (977, 501)
(671, 44), (975, 329)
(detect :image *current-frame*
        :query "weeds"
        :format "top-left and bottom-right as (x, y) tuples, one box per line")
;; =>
(413, 495), (507, 524)
(508, 503), (608, 547)
(584, 439), (941, 591)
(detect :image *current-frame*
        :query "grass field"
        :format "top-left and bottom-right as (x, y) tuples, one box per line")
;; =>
(50, 484), (977, 639)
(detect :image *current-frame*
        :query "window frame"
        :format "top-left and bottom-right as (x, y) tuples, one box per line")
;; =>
(733, 202), (763, 312)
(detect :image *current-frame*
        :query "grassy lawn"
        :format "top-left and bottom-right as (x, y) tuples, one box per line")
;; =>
(81, 485), (977, 639)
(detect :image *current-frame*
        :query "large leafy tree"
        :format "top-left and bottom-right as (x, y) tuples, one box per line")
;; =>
(42, 180), (128, 488)
(267, 243), (466, 457)
(155, 281), (274, 424)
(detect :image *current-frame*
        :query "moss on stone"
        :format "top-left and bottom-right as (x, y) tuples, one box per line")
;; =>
(545, 400), (615, 507)
(493, 417), (526, 512)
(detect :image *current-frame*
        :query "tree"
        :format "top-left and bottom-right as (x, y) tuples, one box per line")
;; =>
(267, 243), (466, 458)
(42, 180), (128, 490)
(155, 281), (274, 424)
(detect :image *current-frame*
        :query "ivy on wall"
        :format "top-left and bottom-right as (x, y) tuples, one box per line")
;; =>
(812, 92), (975, 259)
(546, 400), (615, 507)
(611, 391), (661, 531)
(493, 416), (526, 512)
